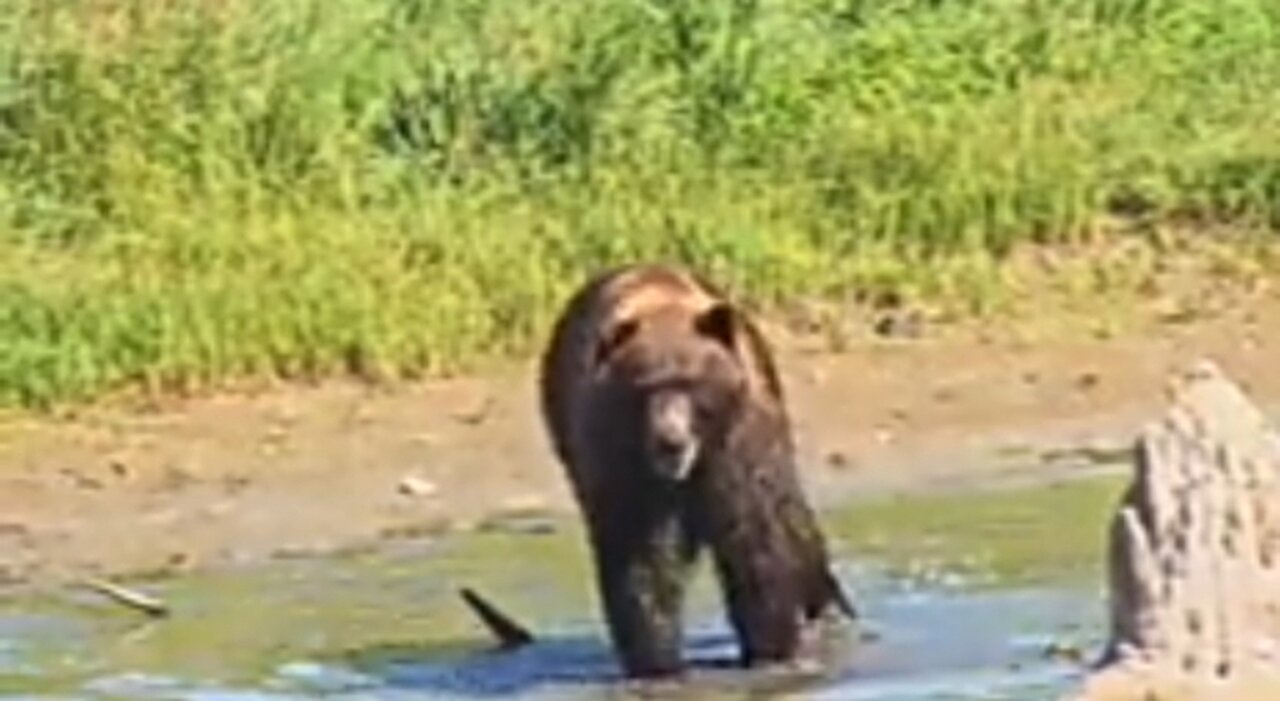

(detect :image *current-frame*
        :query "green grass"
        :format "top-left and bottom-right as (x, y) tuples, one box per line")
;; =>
(1, 0), (1278, 409)
(828, 474), (1127, 586)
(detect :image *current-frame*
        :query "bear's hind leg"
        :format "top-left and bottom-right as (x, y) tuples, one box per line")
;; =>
(709, 544), (805, 667)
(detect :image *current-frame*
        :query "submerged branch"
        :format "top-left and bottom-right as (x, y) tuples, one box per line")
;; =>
(459, 587), (535, 650)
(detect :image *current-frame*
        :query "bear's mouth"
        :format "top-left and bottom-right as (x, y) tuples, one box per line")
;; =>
(651, 439), (699, 481)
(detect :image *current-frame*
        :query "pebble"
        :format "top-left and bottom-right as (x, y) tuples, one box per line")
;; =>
(479, 510), (557, 536)
(160, 460), (199, 489)
(61, 468), (104, 491)
(932, 384), (958, 402)
(397, 475), (439, 498)
(201, 500), (236, 519)
(452, 397), (494, 425)
(1075, 371), (1101, 391)
(1043, 640), (1086, 664)
(825, 450), (852, 470)
(221, 474), (252, 494)
(408, 432), (439, 446)
(108, 458), (132, 480)
(0, 522), (29, 537)
(872, 309), (925, 339)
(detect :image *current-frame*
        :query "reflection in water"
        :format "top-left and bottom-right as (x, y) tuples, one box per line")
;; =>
(0, 476), (1116, 700)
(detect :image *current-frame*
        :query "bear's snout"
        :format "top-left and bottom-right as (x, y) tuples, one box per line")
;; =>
(647, 390), (699, 481)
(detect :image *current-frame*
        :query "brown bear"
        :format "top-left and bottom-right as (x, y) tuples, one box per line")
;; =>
(538, 262), (855, 678)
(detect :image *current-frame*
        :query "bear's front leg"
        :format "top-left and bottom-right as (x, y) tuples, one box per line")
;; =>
(590, 509), (697, 679)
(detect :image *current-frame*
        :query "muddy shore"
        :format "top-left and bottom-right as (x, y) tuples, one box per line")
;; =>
(1, 297), (1277, 590)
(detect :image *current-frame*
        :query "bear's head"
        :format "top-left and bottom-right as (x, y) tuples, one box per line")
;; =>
(592, 301), (750, 482)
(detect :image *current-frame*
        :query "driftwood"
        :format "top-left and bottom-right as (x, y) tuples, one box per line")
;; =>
(1069, 360), (1280, 701)
(81, 576), (171, 618)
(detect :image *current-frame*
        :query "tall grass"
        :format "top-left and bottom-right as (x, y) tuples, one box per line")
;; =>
(1, 0), (1278, 408)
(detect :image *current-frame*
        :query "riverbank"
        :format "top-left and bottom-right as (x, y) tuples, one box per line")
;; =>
(2, 284), (1277, 589)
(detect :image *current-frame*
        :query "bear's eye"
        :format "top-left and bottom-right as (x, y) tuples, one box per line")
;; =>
(593, 319), (640, 368)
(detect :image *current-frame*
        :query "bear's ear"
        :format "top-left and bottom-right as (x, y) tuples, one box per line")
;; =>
(593, 318), (639, 368)
(694, 302), (739, 353)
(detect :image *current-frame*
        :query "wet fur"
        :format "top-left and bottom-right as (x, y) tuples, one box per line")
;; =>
(538, 263), (854, 677)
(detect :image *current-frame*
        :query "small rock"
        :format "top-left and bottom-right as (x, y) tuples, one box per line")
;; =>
(398, 475), (439, 498)
(825, 450), (852, 470)
(108, 458), (132, 480)
(201, 500), (236, 519)
(1154, 298), (1199, 325)
(272, 545), (322, 561)
(1075, 371), (1101, 391)
(932, 385), (958, 402)
(378, 519), (451, 540)
(222, 474), (251, 494)
(479, 513), (557, 536)
(1043, 640), (1086, 664)
(872, 310), (924, 339)
(166, 551), (195, 571)
(453, 397), (494, 425)
(0, 522), (32, 547)
(158, 463), (198, 490)
(869, 288), (903, 310)
(409, 432), (439, 446)
(499, 493), (548, 514)
(60, 468), (104, 491)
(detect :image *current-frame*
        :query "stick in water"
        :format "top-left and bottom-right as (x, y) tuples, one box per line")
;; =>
(459, 587), (534, 650)
(82, 577), (170, 618)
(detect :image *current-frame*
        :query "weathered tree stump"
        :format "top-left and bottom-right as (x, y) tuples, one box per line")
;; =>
(1069, 360), (1280, 701)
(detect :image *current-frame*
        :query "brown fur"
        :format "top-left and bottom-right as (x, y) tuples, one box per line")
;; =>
(538, 263), (854, 678)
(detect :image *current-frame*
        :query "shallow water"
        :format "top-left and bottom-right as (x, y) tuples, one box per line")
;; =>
(0, 474), (1123, 700)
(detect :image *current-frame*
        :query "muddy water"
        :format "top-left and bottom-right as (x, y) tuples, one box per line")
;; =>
(0, 474), (1125, 700)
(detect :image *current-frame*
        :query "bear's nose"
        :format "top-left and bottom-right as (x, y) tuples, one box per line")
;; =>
(652, 431), (689, 456)
(648, 391), (698, 480)
(649, 392), (694, 445)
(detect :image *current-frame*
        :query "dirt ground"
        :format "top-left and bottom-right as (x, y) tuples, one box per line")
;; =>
(1, 290), (1278, 591)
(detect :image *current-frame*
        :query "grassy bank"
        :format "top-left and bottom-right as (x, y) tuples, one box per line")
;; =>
(1, 0), (1278, 409)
